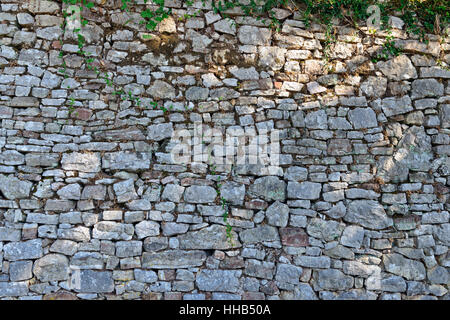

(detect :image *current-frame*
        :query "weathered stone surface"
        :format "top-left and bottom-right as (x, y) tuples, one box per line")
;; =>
(366, 275), (407, 292)
(75, 270), (114, 293)
(287, 181), (321, 200)
(0, 150), (25, 165)
(381, 96), (413, 117)
(0, 174), (32, 199)
(258, 46), (286, 71)
(239, 225), (280, 244)
(304, 110), (327, 129)
(186, 87), (209, 101)
(383, 254), (426, 280)
(57, 183), (81, 200)
(161, 184), (185, 202)
(93, 127), (145, 141)
(229, 66), (259, 80)
(248, 176), (286, 201)
(327, 139), (352, 156)
(142, 250), (207, 269)
(433, 224), (450, 246)
(33, 254), (69, 282)
(344, 200), (393, 230)
(238, 26), (271, 45)
(0, 227), (21, 241)
(178, 224), (241, 250)
(102, 152), (151, 171)
(214, 19), (236, 35)
(340, 225), (365, 248)
(61, 152), (100, 172)
(147, 123), (174, 141)
(134, 269), (158, 283)
(276, 263), (302, 286)
(411, 79), (444, 99)
(135, 221), (160, 239)
(295, 256), (331, 269)
(81, 185), (106, 200)
(3, 239), (43, 261)
(284, 166), (308, 181)
(161, 222), (189, 236)
(294, 283), (318, 300)
(360, 76), (387, 98)
(184, 185), (217, 203)
(0, 6), (448, 300)
(427, 266), (449, 285)
(279, 228), (309, 247)
(147, 80), (175, 99)
(266, 201), (290, 227)
(196, 270), (241, 293)
(348, 108), (378, 129)
(220, 182), (245, 206)
(377, 55), (417, 80)
(10, 261), (33, 281)
(343, 260), (380, 278)
(93, 222), (134, 240)
(244, 259), (275, 280)
(113, 179), (138, 203)
(50, 240), (78, 256)
(317, 269), (354, 290)
(377, 126), (432, 183)
(116, 241), (142, 258)
(57, 226), (90, 242)
(0, 282), (28, 297)
(307, 218), (344, 242)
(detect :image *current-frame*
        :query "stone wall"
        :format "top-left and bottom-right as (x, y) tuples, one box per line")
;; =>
(0, 0), (449, 300)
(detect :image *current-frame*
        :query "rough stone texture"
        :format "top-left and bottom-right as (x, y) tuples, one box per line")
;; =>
(142, 250), (207, 269)
(184, 185), (216, 203)
(287, 181), (321, 200)
(383, 254), (427, 281)
(0, 5), (448, 301)
(33, 254), (70, 282)
(196, 270), (241, 293)
(75, 270), (114, 293)
(266, 201), (290, 227)
(0, 174), (32, 199)
(248, 176), (286, 201)
(377, 55), (417, 81)
(344, 200), (393, 230)
(177, 225), (241, 250)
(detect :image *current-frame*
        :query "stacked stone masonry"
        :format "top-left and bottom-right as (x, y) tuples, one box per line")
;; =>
(0, 0), (449, 300)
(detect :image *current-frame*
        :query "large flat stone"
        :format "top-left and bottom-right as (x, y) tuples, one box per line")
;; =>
(248, 176), (286, 201)
(142, 250), (207, 269)
(0, 174), (32, 199)
(0, 282), (28, 297)
(102, 152), (151, 171)
(74, 270), (114, 293)
(177, 224), (241, 250)
(61, 152), (101, 172)
(33, 254), (70, 282)
(239, 225), (280, 244)
(344, 200), (393, 230)
(196, 270), (241, 293)
(3, 239), (43, 261)
(383, 253), (426, 281)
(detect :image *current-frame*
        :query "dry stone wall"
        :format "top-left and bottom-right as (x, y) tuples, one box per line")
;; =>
(0, 0), (449, 300)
